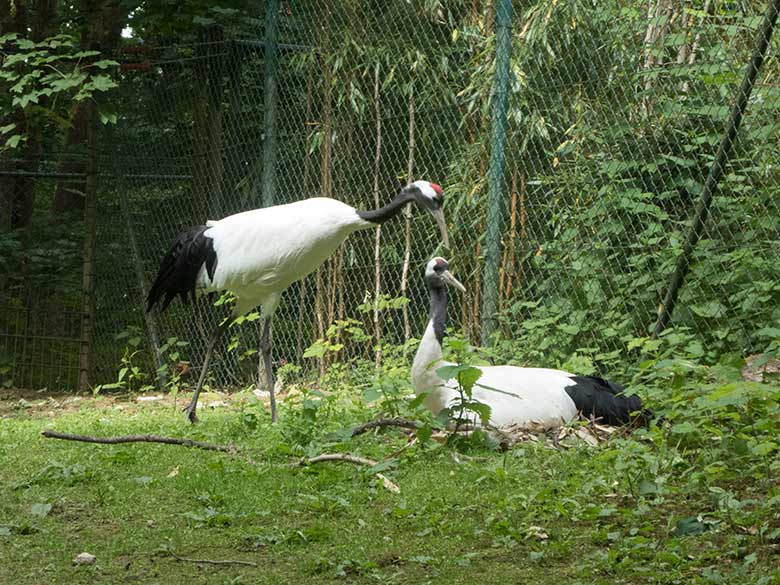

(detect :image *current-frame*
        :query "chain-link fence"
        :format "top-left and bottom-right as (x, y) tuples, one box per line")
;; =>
(3, 0), (780, 392)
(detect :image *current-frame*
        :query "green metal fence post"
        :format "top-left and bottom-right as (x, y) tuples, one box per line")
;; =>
(652, 0), (780, 338)
(261, 0), (280, 208)
(481, 0), (513, 346)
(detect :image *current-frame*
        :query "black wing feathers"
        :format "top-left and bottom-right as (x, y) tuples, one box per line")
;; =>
(565, 375), (652, 426)
(146, 225), (218, 313)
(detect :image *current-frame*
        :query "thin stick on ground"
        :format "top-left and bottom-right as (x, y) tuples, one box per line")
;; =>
(42, 430), (233, 453)
(351, 417), (423, 436)
(298, 453), (378, 467)
(168, 551), (257, 567)
(296, 453), (401, 493)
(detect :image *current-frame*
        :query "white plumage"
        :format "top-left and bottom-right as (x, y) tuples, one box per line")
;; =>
(148, 181), (449, 423)
(411, 258), (650, 430)
(200, 198), (366, 316)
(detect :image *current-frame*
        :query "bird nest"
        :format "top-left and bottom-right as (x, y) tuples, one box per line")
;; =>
(428, 419), (631, 450)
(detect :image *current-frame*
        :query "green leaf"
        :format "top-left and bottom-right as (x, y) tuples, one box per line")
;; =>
(4, 134), (22, 148)
(750, 441), (777, 457)
(51, 72), (87, 92)
(91, 59), (117, 70)
(436, 364), (482, 393)
(30, 503), (52, 518)
(408, 393), (427, 409)
(416, 424), (433, 443)
(467, 401), (492, 426)
(690, 301), (725, 318)
(673, 517), (708, 537)
(362, 387), (381, 403)
(193, 16), (216, 26)
(370, 459), (397, 473)
(87, 74), (116, 92)
(99, 109), (118, 125)
(302, 342), (328, 359)
(638, 479), (658, 496)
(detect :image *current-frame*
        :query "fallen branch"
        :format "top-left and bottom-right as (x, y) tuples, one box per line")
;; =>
(299, 453), (378, 467)
(168, 551), (257, 567)
(351, 417), (423, 436)
(296, 452), (401, 492)
(42, 430), (233, 453)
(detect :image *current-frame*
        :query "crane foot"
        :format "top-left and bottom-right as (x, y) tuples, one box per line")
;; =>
(183, 404), (199, 424)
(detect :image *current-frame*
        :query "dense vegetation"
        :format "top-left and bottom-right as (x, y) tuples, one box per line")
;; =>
(2, 0), (780, 391)
(1, 341), (780, 583)
(2, 3), (780, 581)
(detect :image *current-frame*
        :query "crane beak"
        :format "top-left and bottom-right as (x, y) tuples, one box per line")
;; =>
(441, 270), (466, 292)
(431, 208), (450, 249)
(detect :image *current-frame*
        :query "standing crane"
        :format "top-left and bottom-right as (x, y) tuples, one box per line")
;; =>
(412, 257), (652, 430)
(148, 181), (448, 423)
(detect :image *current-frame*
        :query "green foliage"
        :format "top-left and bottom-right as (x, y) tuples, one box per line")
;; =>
(303, 319), (371, 359)
(3, 359), (780, 584)
(93, 327), (190, 395)
(0, 33), (118, 150)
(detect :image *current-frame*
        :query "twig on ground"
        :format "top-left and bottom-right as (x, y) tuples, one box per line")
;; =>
(296, 452), (401, 492)
(387, 437), (417, 459)
(351, 417), (423, 437)
(298, 453), (378, 467)
(168, 551), (257, 567)
(42, 430), (234, 453)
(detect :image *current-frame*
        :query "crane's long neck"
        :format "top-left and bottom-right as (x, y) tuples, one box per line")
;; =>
(412, 286), (448, 385)
(356, 191), (415, 225)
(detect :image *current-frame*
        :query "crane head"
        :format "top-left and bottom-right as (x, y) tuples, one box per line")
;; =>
(404, 180), (449, 248)
(424, 257), (466, 292)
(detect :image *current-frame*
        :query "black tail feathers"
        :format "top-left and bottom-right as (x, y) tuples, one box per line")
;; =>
(146, 225), (218, 313)
(565, 375), (653, 427)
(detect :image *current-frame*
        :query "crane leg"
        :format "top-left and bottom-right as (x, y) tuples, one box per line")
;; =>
(259, 316), (277, 423)
(184, 319), (229, 424)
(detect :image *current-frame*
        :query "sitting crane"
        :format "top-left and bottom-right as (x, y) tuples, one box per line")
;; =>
(411, 257), (652, 430)
(148, 181), (449, 423)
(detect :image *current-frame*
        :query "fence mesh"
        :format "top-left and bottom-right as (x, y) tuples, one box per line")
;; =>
(3, 0), (780, 392)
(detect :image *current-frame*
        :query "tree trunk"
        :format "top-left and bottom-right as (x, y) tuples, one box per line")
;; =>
(192, 25), (225, 219)
(52, 0), (127, 216)
(78, 113), (98, 392)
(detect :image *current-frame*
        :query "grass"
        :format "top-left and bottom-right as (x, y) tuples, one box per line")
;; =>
(1, 385), (779, 585)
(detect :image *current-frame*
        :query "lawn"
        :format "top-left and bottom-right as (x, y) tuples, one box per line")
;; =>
(1, 379), (779, 585)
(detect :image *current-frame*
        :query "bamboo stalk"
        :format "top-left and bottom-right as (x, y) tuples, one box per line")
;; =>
(372, 64), (383, 366)
(500, 164), (518, 301)
(400, 84), (415, 342)
(517, 170), (527, 292)
(295, 60), (316, 360)
(315, 267), (325, 378)
(473, 239), (482, 340)
(316, 14), (332, 379)
(681, 0), (712, 93)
